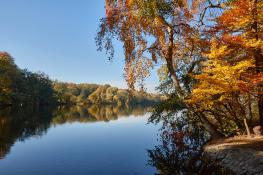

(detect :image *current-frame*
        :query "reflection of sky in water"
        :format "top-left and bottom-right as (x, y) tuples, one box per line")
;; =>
(0, 108), (159, 175)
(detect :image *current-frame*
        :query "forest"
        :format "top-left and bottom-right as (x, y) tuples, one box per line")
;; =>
(97, 0), (263, 137)
(0, 52), (162, 107)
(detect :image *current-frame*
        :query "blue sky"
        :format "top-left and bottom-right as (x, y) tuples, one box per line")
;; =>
(0, 0), (159, 92)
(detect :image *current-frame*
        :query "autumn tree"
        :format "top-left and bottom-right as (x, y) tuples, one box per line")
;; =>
(97, 0), (229, 137)
(96, 0), (220, 96)
(0, 52), (20, 105)
(186, 40), (256, 135)
(180, 0), (263, 137)
(0, 52), (56, 106)
(216, 0), (263, 124)
(187, 0), (263, 132)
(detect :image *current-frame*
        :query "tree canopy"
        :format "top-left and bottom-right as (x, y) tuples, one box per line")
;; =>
(0, 52), (56, 106)
(97, 0), (263, 136)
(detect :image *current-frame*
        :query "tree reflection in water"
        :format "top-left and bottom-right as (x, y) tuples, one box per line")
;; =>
(0, 106), (54, 159)
(0, 104), (151, 159)
(147, 112), (233, 175)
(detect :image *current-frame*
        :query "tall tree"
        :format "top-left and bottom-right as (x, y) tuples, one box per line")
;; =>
(204, 0), (263, 124)
(96, 0), (216, 97)
(97, 0), (227, 137)
(0, 52), (20, 105)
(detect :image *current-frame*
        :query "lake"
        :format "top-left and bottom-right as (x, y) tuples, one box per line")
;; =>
(0, 105), (231, 175)
(0, 105), (159, 175)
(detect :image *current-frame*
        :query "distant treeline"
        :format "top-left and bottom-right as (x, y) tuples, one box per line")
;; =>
(0, 52), (162, 106)
(53, 82), (162, 106)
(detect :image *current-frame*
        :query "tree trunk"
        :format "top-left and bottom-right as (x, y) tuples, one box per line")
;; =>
(244, 118), (251, 137)
(199, 113), (222, 139)
(165, 28), (184, 98)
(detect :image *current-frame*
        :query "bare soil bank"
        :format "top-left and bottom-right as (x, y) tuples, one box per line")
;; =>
(204, 135), (263, 175)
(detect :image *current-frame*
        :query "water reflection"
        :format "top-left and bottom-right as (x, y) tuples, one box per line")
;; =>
(0, 105), (233, 174)
(53, 104), (151, 124)
(0, 105), (151, 159)
(0, 107), (54, 159)
(147, 114), (233, 175)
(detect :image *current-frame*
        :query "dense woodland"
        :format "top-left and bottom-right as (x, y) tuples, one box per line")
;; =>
(97, 0), (263, 137)
(0, 52), (162, 107)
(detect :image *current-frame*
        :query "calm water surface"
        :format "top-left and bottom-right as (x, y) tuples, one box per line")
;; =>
(0, 105), (231, 175)
(0, 105), (159, 175)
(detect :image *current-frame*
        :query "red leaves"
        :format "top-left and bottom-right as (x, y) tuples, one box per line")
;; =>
(251, 73), (263, 87)
(221, 34), (243, 46)
(0, 52), (11, 58)
(172, 131), (188, 148)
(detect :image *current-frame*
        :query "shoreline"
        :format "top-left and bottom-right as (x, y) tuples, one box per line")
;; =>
(204, 135), (263, 175)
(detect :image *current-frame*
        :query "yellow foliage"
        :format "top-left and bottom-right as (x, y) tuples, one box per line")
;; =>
(186, 41), (254, 110)
(186, 0), (262, 111)
(157, 64), (169, 82)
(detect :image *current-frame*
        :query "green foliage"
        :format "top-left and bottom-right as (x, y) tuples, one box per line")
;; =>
(0, 52), (20, 104)
(0, 52), (56, 106)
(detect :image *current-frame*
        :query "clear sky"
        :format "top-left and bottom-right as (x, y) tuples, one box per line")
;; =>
(0, 0), (159, 92)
